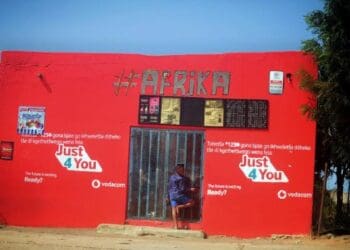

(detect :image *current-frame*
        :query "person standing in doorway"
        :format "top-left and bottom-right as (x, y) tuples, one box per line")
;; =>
(168, 163), (196, 229)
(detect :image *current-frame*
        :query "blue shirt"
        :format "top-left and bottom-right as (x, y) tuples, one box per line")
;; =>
(168, 173), (191, 200)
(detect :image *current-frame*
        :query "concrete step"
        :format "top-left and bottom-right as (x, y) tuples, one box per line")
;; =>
(97, 224), (206, 239)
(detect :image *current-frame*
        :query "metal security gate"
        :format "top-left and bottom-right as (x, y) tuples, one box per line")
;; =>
(127, 128), (204, 221)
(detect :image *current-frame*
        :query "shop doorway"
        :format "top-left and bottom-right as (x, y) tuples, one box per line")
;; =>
(127, 128), (204, 222)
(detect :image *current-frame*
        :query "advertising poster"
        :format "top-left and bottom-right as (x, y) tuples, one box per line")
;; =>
(17, 106), (45, 135)
(204, 100), (224, 127)
(269, 71), (284, 94)
(0, 141), (14, 160)
(139, 96), (160, 124)
(149, 97), (160, 115)
(160, 97), (180, 125)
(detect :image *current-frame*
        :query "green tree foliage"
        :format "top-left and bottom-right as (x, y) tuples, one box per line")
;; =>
(301, 0), (350, 226)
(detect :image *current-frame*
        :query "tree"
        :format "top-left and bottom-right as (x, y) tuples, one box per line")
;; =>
(300, 0), (350, 227)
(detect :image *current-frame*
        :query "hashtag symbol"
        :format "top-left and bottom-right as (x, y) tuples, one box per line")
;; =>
(113, 70), (138, 95)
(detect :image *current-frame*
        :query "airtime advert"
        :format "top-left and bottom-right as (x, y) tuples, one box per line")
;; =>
(239, 154), (288, 183)
(55, 144), (103, 172)
(206, 140), (312, 184)
(17, 106), (45, 135)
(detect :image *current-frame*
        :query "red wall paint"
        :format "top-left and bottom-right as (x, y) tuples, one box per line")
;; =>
(0, 51), (317, 237)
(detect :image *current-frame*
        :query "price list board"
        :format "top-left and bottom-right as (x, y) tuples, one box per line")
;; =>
(138, 96), (160, 124)
(247, 100), (268, 128)
(224, 100), (268, 128)
(224, 100), (247, 128)
(139, 95), (268, 129)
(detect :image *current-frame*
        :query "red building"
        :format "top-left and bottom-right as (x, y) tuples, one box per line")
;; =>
(0, 51), (317, 237)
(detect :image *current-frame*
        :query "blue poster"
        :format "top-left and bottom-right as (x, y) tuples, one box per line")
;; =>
(17, 106), (45, 135)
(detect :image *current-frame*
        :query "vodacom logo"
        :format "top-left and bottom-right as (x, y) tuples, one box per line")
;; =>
(91, 179), (101, 189)
(91, 179), (126, 189)
(277, 189), (287, 199)
(277, 189), (312, 200)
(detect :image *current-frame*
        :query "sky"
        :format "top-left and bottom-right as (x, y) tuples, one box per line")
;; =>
(0, 0), (323, 54)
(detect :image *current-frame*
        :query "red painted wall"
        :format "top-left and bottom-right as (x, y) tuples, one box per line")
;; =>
(0, 51), (317, 237)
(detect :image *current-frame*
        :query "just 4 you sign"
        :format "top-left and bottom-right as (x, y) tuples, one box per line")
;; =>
(239, 155), (288, 183)
(55, 144), (102, 172)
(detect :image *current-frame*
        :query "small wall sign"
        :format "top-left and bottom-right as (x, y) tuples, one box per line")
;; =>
(0, 141), (14, 160)
(269, 71), (284, 94)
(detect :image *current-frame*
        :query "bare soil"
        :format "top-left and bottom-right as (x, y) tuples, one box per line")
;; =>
(0, 226), (349, 250)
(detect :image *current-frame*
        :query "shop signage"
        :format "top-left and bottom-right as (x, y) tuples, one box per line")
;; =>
(141, 70), (230, 96)
(139, 95), (268, 129)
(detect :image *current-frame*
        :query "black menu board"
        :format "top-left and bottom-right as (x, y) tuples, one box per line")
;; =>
(180, 98), (204, 126)
(138, 95), (268, 129)
(138, 96), (160, 124)
(224, 100), (247, 128)
(247, 100), (268, 128)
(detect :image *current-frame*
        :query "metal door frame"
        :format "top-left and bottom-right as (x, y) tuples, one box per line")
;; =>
(127, 127), (205, 221)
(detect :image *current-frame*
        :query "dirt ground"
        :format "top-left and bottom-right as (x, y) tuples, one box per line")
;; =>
(0, 226), (350, 250)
